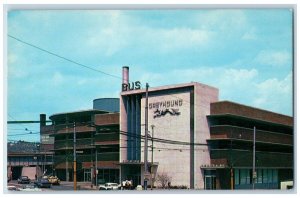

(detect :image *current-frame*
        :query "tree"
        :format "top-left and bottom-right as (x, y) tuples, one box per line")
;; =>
(156, 172), (172, 189)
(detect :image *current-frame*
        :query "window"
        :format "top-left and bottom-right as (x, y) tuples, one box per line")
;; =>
(234, 169), (240, 185)
(267, 169), (273, 183)
(257, 169), (263, 184)
(240, 169), (251, 184)
(263, 169), (268, 183)
(257, 169), (278, 184)
(272, 169), (278, 183)
(234, 169), (271, 186)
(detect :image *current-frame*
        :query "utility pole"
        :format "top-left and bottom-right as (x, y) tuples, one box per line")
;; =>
(95, 127), (98, 187)
(52, 154), (54, 176)
(73, 122), (77, 191)
(230, 130), (233, 190)
(95, 145), (98, 187)
(144, 83), (149, 190)
(252, 126), (256, 190)
(43, 154), (46, 175)
(91, 129), (94, 188)
(151, 125), (155, 190)
(66, 117), (69, 182)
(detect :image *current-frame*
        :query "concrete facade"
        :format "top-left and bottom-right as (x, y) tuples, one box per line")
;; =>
(120, 82), (218, 189)
(194, 83), (219, 189)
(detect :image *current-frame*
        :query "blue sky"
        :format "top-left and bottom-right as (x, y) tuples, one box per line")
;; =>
(6, 9), (293, 142)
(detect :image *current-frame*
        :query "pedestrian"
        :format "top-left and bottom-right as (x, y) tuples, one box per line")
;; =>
(168, 182), (171, 189)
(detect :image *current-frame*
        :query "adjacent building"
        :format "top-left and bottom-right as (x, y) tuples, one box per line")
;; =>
(204, 101), (293, 189)
(7, 141), (51, 181)
(40, 98), (120, 184)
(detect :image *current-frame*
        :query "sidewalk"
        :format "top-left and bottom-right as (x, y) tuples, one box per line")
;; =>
(60, 181), (98, 190)
(80, 183), (98, 190)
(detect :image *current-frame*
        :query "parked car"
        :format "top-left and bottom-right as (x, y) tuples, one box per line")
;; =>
(47, 176), (60, 185)
(136, 185), (143, 191)
(7, 185), (19, 191)
(19, 184), (41, 192)
(17, 176), (30, 184)
(34, 178), (51, 188)
(99, 183), (121, 190)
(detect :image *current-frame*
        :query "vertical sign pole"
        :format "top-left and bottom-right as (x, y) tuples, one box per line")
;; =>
(252, 126), (256, 190)
(151, 125), (155, 190)
(144, 83), (149, 190)
(73, 122), (77, 191)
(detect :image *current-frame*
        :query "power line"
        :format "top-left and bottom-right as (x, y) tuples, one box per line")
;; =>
(8, 132), (39, 136)
(7, 128), (29, 131)
(119, 130), (207, 146)
(7, 36), (210, 116)
(7, 120), (51, 124)
(7, 114), (37, 133)
(8, 34), (122, 80)
(43, 123), (206, 147)
(8, 35), (214, 117)
(8, 128), (39, 133)
(49, 121), (193, 146)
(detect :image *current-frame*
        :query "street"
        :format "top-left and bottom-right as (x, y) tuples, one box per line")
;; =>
(7, 180), (98, 192)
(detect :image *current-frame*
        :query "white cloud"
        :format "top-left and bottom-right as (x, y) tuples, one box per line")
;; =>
(77, 79), (87, 86)
(8, 53), (17, 64)
(152, 28), (212, 52)
(242, 28), (257, 40)
(8, 65), (28, 79)
(137, 66), (258, 96)
(7, 53), (28, 78)
(256, 73), (292, 94)
(86, 25), (213, 56)
(254, 50), (291, 67)
(223, 68), (258, 83)
(253, 72), (292, 115)
(52, 72), (64, 86)
(198, 10), (247, 31)
(197, 10), (249, 40)
(137, 66), (292, 115)
(83, 11), (215, 56)
(86, 26), (129, 56)
(8, 10), (253, 60)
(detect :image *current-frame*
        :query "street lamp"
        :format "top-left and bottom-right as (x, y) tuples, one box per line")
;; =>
(252, 126), (256, 190)
(150, 125), (155, 190)
(73, 122), (77, 191)
(88, 122), (98, 188)
(33, 156), (37, 180)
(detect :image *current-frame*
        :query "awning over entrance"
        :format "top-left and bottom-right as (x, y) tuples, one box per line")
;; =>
(119, 160), (159, 166)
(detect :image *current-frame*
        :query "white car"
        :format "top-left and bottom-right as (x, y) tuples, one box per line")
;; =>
(7, 185), (19, 191)
(18, 184), (42, 192)
(99, 183), (121, 190)
(136, 185), (143, 191)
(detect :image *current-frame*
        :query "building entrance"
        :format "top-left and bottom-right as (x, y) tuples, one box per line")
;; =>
(121, 164), (141, 187)
(84, 169), (91, 182)
(204, 169), (216, 190)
